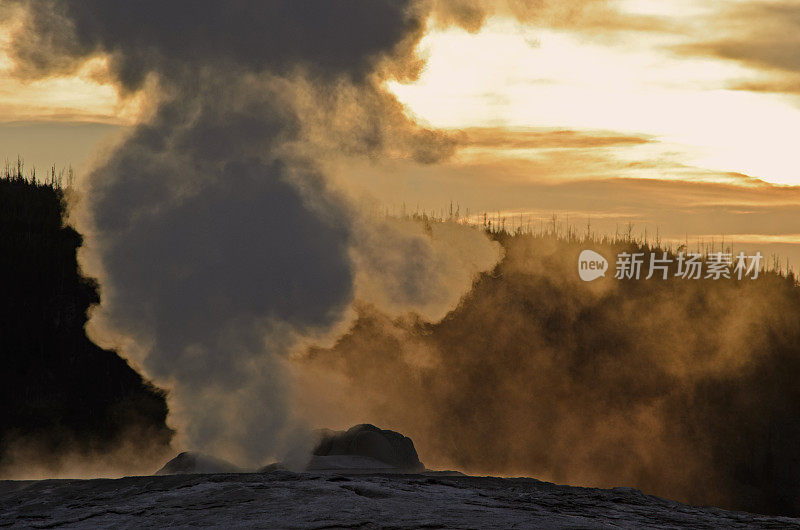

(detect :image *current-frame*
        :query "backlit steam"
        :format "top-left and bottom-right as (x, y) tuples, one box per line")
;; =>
(7, 0), (500, 467)
(305, 234), (800, 515)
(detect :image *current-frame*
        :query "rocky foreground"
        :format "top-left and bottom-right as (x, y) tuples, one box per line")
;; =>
(1, 471), (799, 529)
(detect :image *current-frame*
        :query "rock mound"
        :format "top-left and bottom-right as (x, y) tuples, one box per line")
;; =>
(155, 452), (241, 475)
(312, 424), (424, 472)
(306, 454), (396, 472)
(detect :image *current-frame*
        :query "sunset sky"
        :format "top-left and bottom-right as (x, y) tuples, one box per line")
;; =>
(2, 0), (800, 265)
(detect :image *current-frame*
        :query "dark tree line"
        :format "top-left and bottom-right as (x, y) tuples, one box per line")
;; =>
(0, 165), (172, 474)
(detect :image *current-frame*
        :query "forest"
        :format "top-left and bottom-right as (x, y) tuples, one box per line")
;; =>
(4, 164), (800, 515)
(0, 163), (172, 477)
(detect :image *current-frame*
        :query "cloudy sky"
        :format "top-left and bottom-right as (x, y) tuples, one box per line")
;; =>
(2, 0), (800, 265)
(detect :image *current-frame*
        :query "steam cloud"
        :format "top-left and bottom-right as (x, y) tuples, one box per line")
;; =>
(7, 0), (500, 467)
(305, 235), (800, 515)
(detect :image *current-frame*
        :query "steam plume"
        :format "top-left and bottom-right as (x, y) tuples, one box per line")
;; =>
(7, 0), (500, 466)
